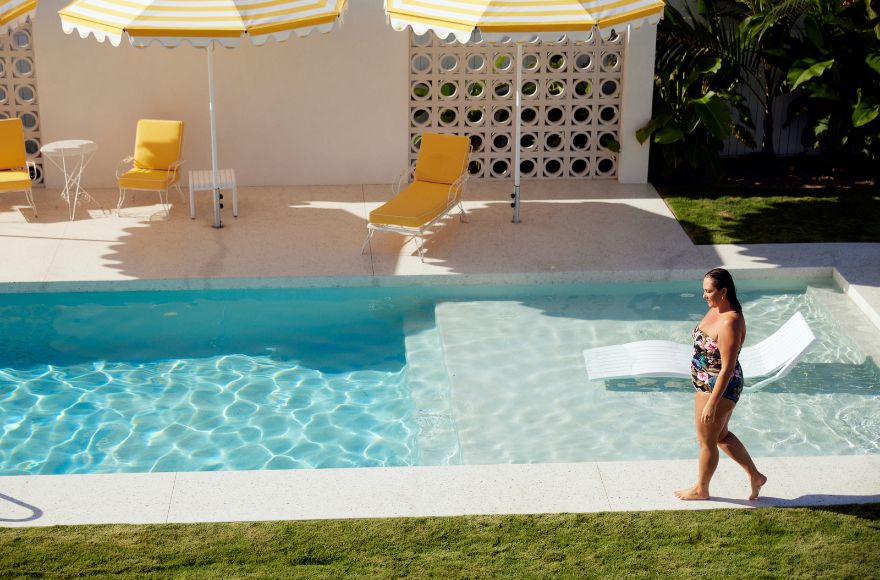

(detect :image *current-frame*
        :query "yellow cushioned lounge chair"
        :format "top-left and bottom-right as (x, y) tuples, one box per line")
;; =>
(362, 132), (471, 261)
(0, 118), (37, 217)
(116, 119), (184, 216)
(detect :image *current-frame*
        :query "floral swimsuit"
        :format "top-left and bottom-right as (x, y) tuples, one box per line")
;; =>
(691, 326), (744, 403)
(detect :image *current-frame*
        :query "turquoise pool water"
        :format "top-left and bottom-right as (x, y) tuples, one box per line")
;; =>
(0, 278), (878, 475)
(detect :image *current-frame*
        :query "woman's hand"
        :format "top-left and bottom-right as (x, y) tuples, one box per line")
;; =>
(701, 402), (717, 424)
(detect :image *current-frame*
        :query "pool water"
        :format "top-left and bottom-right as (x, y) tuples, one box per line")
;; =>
(0, 278), (878, 476)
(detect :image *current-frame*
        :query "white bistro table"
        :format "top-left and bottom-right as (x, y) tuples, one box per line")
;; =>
(189, 168), (238, 226)
(40, 140), (103, 221)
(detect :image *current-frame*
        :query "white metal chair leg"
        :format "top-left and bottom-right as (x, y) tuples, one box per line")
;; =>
(458, 200), (467, 223)
(24, 188), (37, 217)
(157, 188), (170, 216)
(361, 229), (374, 254)
(415, 235), (425, 262)
(116, 188), (126, 216)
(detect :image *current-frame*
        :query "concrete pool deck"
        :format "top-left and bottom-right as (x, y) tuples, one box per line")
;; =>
(1, 180), (878, 526)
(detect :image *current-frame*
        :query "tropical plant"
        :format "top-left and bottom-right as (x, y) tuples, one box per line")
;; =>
(784, 0), (880, 160)
(638, 0), (754, 178)
(735, 0), (820, 156)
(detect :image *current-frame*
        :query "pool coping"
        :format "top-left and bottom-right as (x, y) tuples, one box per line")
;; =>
(2, 455), (879, 526)
(0, 265), (840, 293)
(1, 265), (879, 527)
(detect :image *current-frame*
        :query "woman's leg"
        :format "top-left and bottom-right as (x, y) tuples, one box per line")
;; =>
(717, 418), (767, 500)
(674, 392), (736, 500)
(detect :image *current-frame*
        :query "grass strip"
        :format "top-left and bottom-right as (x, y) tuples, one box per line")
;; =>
(1, 504), (878, 578)
(657, 187), (880, 245)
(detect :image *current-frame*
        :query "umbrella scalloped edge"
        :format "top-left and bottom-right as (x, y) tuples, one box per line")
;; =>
(61, 20), (125, 47)
(389, 12), (662, 45)
(60, 17), (344, 48)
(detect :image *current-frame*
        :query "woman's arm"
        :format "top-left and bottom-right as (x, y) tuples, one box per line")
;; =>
(701, 317), (744, 423)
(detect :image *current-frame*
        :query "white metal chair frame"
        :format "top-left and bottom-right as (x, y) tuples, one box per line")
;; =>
(2, 160), (38, 217)
(115, 157), (185, 217)
(362, 145), (472, 262)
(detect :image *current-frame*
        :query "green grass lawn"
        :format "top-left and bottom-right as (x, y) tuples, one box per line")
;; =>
(658, 186), (880, 245)
(2, 505), (878, 578)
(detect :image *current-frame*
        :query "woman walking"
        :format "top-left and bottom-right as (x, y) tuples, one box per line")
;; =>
(675, 268), (767, 501)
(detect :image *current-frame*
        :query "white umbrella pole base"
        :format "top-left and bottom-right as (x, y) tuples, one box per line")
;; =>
(213, 187), (223, 228)
(511, 184), (521, 223)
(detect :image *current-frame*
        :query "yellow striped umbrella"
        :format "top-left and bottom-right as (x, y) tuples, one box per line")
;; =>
(59, 0), (348, 226)
(385, 0), (664, 222)
(1, 0), (38, 31)
(385, 0), (664, 42)
(59, 0), (348, 47)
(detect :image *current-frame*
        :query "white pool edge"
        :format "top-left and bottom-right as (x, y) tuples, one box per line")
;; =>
(2, 455), (878, 527)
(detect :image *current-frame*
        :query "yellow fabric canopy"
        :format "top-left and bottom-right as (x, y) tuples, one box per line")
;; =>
(1, 0), (37, 30)
(385, 0), (665, 42)
(59, 0), (348, 47)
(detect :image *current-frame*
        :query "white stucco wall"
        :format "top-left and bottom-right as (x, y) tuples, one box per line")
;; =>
(617, 23), (657, 184)
(33, 0), (409, 188)
(31, 1), (660, 188)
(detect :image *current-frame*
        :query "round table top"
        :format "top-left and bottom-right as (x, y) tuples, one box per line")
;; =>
(40, 139), (98, 157)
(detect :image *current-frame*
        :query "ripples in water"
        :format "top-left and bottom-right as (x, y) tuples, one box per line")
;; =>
(0, 355), (418, 476)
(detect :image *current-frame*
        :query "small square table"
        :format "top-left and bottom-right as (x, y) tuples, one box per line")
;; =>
(188, 168), (238, 225)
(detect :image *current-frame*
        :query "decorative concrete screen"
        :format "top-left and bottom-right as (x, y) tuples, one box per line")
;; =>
(409, 31), (623, 180)
(0, 23), (42, 185)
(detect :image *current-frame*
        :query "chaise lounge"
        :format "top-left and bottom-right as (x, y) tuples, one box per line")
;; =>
(583, 311), (816, 392)
(362, 132), (471, 261)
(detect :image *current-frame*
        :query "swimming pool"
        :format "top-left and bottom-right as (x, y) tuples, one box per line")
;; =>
(0, 277), (878, 476)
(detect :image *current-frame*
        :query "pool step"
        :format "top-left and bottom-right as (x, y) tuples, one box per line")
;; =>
(807, 286), (880, 364)
(404, 317), (461, 466)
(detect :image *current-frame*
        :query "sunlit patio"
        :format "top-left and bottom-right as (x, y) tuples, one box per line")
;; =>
(4, 179), (878, 290)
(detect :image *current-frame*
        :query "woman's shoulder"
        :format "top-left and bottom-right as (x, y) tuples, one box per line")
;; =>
(719, 311), (746, 333)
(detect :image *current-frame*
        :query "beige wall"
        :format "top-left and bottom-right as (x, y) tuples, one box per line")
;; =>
(33, 0), (409, 188)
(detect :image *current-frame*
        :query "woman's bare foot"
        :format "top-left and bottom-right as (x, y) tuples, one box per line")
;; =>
(748, 473), (767, 500)
(674, 486), (710, 501)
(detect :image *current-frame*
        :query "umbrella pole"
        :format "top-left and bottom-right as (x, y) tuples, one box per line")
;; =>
(512, 41), (522, 223)
(207, 43), (222, 228)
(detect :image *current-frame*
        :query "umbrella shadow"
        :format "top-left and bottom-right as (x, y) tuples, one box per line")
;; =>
(0, 492), (43, 523)
(370, 179), (707, 276)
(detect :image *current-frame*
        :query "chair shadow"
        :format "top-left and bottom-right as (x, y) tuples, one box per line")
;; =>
(0, 186), (117, 224)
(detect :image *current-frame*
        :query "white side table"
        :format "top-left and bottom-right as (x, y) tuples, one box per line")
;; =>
(189, 168), (238, 223)
(40, 140), (103, 221)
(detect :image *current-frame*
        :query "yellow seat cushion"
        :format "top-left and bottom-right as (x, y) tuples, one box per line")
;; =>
(369, 181), (458, 229)
(133, 119), (184, 171)
(0, 118), (27, 171)
(414, 133), (470, 185)
(118, 167), (179, 190)
(0, 169), (31, 192)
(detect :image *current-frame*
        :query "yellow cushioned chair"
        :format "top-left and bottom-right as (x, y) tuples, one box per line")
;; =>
(0, 118), (37, 217)
(362, 132), (471, 261)
(116, 119), (184, 216)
